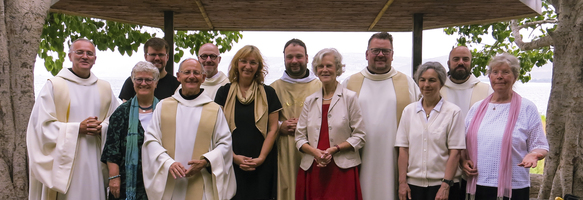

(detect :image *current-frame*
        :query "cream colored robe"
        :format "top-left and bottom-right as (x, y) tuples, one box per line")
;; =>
(440, 75), (493, 120)
(342, 68), (420, 200)
(27, 69), (119, 200)
(270, 71), (321, 200)
(142, 92), (236, 200)
(201, 71), (230, 100)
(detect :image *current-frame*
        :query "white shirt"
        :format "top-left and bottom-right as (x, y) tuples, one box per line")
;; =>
(465, 98), (549, 188)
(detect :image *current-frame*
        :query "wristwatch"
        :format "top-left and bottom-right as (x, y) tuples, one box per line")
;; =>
(441, 178), (454, 187)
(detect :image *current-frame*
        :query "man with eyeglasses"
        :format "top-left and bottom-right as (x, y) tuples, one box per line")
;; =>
(198, 43), (229, 99)
(439, 46), (492, 199)
(119, 37), (181, 101)
(142, 58), (236, 200)
(269, 38), (321, 200)
(27, 38), (120, 200)
(343, 32), (420, 200)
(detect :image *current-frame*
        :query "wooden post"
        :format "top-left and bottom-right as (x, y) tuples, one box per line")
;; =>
(164, 11), (174, 74)
(412, 13), (423, 75)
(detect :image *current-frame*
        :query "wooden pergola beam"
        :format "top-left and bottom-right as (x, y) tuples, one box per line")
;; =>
(194, 0), (214, 30)
(368, 0), (395, 31)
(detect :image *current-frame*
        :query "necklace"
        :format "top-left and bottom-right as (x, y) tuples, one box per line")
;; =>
(323, 97), (333, 101)
(426, 113), (430, 119)
(139, 105), (153, 112)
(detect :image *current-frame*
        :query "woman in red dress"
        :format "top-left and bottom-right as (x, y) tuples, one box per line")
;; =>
(295, 48), (366, 200)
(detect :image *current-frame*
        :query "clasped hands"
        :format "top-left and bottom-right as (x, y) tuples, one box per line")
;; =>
(234, 155), (265, 171)
(279, 118), (298, 136)
(80, 116), (102, 136)
(169, 159), (208, 179)
(314, 147), (338, 168)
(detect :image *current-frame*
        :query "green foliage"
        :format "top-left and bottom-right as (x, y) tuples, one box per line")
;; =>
(443, 1), (556, 83)
(39, 13), (242, 75)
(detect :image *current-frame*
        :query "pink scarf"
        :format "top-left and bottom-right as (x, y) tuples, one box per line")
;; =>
(466, 92), (521, 200)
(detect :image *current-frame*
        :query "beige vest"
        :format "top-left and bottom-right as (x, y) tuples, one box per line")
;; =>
(160, 97), (220, 200)
(346, 71), (411, 124)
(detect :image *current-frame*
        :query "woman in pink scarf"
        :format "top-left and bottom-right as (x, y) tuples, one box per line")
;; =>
(461, 53), (549, 200)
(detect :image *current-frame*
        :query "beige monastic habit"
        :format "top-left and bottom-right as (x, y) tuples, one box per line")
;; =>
(142, 91), (236, 200)
(440, 74), (493, 120)
(201, 71), (230, 100)
(270, 71), (321, 200)
(343, 67), (420, 200)
(27, 68), (119, 200)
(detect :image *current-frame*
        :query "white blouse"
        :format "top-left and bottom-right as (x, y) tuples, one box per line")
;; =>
(465, 98), (549, 189)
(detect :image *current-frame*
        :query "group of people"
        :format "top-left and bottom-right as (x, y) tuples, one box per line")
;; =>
(26, 32), (549, 200)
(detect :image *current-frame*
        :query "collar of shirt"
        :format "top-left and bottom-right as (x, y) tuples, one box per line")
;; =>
(415, 97), (445, 114)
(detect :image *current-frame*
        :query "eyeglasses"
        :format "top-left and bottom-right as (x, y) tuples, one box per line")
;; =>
(199, 54), (218, 60)
(73, 50), (95, 57)
(238, 59), (259, 66)
(133, 78), (156, 84)
(146, 53), (167, 58)
(179, 70), (204, 76)
(369, 48), (392, 55)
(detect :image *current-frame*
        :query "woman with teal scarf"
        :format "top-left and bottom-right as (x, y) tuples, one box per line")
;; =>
(102, 61), (160, 200)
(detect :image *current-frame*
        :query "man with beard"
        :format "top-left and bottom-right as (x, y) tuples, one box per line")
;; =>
(343, 32), (420, 200)
(439, 46), (492, 199)
(198, 43), (229, 99)
(119, 38), (181, 101)
(270, 39), (321, 200)
(27, 38), (119, 200)
(440, 46), (492, 120)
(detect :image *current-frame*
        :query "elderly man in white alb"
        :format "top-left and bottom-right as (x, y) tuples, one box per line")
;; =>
(198, 43), (229, 99)
(343, 32), (420, 200)
(27, 38), (119, 200)
(142, 58), (236, 200)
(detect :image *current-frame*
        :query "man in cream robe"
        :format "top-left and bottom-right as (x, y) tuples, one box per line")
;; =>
(198, 43), (229, 99)
(343, 32), (420, 200)
(142, 58), (236, 200)
(440, 46), (493, 120)
(270, 39), (321, 200)
(27, 39), (119, 200)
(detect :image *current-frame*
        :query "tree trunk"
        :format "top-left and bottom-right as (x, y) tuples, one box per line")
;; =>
(539, 0), (583, 199)
(0, 0), (50, 199)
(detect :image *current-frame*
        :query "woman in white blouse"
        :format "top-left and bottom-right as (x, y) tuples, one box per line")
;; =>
(396, 62), (466, 200)
(461, 53), (549, 200)
(295, 48), (366, 199)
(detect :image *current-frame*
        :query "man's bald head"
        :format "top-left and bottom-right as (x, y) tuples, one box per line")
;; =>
(198, 43), (221, 78)
(447, 46), (472, 83)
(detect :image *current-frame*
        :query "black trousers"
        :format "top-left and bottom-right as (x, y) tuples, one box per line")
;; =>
(473, 185), (530, 200)
(408, 183), (461, 200)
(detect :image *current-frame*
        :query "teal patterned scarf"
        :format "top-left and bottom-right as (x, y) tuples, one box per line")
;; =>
(126, 96), (159, 200)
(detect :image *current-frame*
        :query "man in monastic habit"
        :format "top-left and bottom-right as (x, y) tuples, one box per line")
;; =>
(142, 58), (236, 200)
(440, 46), (493, 199)
(440, 45), (493, 120)
(343, 32), (421, 200)
(270, 39), (321, 200)
(27, 38), (119, 200)
(198, 43), (229, 99)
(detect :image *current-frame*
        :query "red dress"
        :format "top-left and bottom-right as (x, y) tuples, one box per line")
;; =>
(296, 104), (363, 200)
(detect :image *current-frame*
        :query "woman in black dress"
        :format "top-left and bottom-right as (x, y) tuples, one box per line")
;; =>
(215, 45), (282, 200)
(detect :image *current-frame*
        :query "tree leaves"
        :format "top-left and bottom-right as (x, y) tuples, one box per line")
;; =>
(443, 1), (556, 83)
(39, 13), (242, 75)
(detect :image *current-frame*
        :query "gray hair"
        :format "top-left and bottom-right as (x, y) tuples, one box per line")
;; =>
(414, 61), (447, 86)
(178, 58), (206, 74)
(69, 38), (96, 54)
(131, 61), (160, 81)
(487, 53), (520, 81)
(312, 48), (345, 76)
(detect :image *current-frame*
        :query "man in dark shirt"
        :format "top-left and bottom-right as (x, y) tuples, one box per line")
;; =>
(119, 38), (180, 101)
